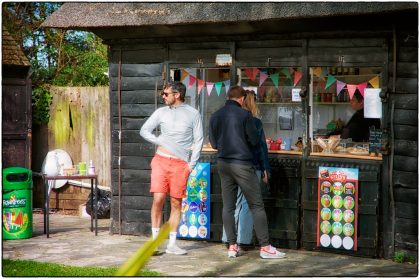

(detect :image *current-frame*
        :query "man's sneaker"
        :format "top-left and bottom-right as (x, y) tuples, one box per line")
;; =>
(260, 245), (286, 259)
(166, 244), (187, 255)
(228, 244), (241, 258)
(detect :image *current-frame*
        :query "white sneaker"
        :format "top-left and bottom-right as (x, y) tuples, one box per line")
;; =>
(260, 245), (286, 259)
(227, 244), (241, 258)
(166, 244), (187, 255)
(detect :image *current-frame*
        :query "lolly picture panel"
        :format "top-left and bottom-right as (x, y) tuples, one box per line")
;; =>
(177, 162), (211, 240)
(317, 166), (358, 251)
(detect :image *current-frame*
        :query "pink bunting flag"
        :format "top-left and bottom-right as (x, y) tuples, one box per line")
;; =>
(215, 82), (223, 96)
(206, 82), (214, 96)
(357, 82), (368, 97)
(293, 70), (302, 86)
(259, 71), (268, 86)
(347, 84), (357, 100)
(336, 80), (346, 96)
(223, 80), (230, 93)
(197, 79), (205, 95)
(188, 75), (196, 89)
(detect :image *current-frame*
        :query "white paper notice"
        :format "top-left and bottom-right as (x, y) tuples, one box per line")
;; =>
(292, 88), (302, 102)
(364, 88), (382, 118)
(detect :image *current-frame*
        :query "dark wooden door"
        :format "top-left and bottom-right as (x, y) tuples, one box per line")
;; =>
(2, 77), (32, 168)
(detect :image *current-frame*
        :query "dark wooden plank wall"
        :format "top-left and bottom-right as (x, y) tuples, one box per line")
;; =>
(388, 28), (418, 258)
(108, 44), (165, 235)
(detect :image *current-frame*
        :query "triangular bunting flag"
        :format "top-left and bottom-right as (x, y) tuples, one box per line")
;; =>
(245, 68), (260, 81)
(270, 73), (279, 88)
(281, 68), (292, 80)
(368, 76), (380, 88)
(357, 82), (368, 97)
(320, 67), (329, 79)
(313, 67), (322, 78)
(336, 80), (346, 96)
(293, 70), (302, 86)
(215, 82), (223, 96)
(197, 79), (205, 95)
(259, 71), (268, 86)
(206, 82), (214, 96)
(325, 75), (337, 89)
(223, 80), (230, 94)
(188, 75), (196, 89)
(181, 69), (189, 82)
(347, 84), (357, 100)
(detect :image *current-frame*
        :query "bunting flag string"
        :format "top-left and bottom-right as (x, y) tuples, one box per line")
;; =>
(336, 80), (346, 96)
(368, 76), (379, 88)
(206, 82), (214, 96)
(313, 67), (322, 78)
(347, 84), (358, 100)
(259, 71), (268, 86)
(325, 75), (337, 89)
(188, 75), (196, 89)
(223, 80), (230, 94)
(215, 82), (223, 96)
(293, 71), (302, 86)
(357, 82), (367, 97)
(197, 79), (205, 95)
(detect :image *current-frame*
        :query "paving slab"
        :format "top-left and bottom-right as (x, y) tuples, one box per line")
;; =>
(2, 213), (417, 277)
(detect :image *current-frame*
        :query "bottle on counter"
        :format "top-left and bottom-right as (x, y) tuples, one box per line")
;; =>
(88, 160), (95, 175)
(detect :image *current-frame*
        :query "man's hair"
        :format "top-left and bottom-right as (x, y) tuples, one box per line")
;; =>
(227, 85), (246, 99)
(353, 90), (364, 102)
(165, 81), (186, 102)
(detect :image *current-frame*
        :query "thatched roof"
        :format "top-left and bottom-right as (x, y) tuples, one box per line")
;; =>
(41, 2), (417, 29)
(2, 26), (30, 66)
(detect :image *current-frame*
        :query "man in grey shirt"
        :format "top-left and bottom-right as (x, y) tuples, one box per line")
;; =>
(140, 81), (203, 255)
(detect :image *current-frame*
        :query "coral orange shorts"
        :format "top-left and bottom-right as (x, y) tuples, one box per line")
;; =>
(150, 154), (191, 199)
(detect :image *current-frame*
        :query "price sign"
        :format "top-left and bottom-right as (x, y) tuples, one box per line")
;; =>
(369, 128), (382, 154)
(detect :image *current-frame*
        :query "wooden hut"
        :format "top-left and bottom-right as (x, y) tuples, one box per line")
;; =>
(2, 26), (32, 168)
(42, 2), (418, 259)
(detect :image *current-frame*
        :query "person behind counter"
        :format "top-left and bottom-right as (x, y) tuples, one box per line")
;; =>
(140, 81), (203, 255)
(221, 89), (271, 248)
(330, 90), (380, 142)
(209, 85), (285, 259)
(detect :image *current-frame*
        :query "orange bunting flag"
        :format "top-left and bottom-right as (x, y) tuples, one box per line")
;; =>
(368, 76), (379, 88)
(293, 70), (302, 86)
(347, 84), (357, 100)
(181, 69), (189, 82)
(313, 67), (322, 77)
(206, 82), (214, 96)
(259, 71), (268, 86)
(357, 82), (367, 97)
(197, 79), (205, 95)
(336, 80), (346, 96)
(188, 75), (196, 89)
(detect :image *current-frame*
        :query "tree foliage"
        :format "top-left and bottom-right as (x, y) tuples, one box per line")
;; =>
(2, 2), (109, 124)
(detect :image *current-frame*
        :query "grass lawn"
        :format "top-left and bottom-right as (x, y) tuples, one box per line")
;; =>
(3, 259), (162, 277)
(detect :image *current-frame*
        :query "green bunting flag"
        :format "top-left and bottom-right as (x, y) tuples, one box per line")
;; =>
(325, 75), (337, 89)
(281, 68), (292, 80)
(215, 81), (223, 96)
(270, 73), (279, 87)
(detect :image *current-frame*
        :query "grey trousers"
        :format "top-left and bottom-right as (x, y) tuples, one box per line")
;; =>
(217, 160), (270, 247)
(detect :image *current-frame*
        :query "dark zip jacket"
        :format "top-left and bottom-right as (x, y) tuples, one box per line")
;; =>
(209, 100), (258, 165)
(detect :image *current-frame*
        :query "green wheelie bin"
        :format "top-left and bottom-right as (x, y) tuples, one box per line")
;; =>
(2, 167), (33, 239)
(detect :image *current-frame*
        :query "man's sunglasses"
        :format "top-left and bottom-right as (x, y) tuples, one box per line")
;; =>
(160, 91), (177, 97)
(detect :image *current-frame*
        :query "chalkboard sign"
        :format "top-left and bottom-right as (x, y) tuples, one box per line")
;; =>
(369, 127), (382, 154)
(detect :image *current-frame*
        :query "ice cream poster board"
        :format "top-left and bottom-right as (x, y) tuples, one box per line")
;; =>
(177, 162), (211, 239)
(317, 166), (359, 251)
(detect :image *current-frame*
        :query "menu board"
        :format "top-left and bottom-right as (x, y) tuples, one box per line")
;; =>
(177, 162), (211, 240)
(317, 166), (359, 251)
(369, 128), (382, 154)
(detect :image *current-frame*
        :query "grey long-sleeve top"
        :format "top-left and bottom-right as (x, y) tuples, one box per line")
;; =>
(139, 103), (204, 170)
